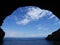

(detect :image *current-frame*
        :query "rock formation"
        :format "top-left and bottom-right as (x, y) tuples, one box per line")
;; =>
(0, 0), (60, 44)
(46, 29), (60, 41)
(0, 28), (5, 45)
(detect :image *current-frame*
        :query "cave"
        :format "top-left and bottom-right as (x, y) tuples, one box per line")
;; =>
(0, 0), (60, 44)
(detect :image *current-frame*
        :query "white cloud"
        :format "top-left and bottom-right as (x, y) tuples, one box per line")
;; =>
(16, 18), (30, 25)
(26, 7), (43, 20)
(16, 7), (43, 25)
(4, 29), (43, 37)
(36, 25), (49, 31)
(48, 14), (55, 19)
(37, 27), (42, 30)
(15, 6), (54, 25)
(55, 17), (60, 21)
(4, 30), (26, 37)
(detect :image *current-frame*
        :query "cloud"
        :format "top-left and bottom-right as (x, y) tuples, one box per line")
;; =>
(36, 25), (49, 31)
(4, 30), (26, 37)
(16, 18), (30, 25)
(4, 28), (51, 37)
(26, 7), (43, 20)
(48, 14), (55, 19)
(15, 6), (54, 25)
(4, 29), (43, 37)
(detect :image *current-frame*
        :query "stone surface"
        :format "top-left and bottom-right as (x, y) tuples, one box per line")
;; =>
(0, 28), (5, 45)
(0, 0), (60, 43)
(0, 28), (5, 40)
(46, 29), (60, 41)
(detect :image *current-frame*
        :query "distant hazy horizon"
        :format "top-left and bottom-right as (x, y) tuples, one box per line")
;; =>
(1, 6), (60, 38)
(4, 36), (46, 38)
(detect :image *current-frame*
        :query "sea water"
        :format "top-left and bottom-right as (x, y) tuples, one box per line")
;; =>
(3, 38), (60, 45)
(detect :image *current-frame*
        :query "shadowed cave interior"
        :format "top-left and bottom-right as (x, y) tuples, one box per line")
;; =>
(0, 0), (60, 45)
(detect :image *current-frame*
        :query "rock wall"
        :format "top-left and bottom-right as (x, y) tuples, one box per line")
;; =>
(46, 29), (60, 41)
(0, 0), (60, 44)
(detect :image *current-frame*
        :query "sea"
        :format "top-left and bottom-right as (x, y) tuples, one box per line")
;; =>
(3, 37), (60, 45)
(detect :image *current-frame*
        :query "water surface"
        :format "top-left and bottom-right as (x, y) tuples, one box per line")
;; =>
(3, 38), (60, 45)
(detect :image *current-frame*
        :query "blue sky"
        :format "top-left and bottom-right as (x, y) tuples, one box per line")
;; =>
(1, 6), (60, 38)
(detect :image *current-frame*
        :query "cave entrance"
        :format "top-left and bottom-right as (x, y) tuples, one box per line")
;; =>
(1, 6), (60, 38)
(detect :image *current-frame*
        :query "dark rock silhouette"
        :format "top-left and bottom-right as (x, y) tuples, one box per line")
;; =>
(0, 28), (5, 40)
(0, 28), (5, 45)
(52, 41), (60, 45)
(46, 29), (60, 41)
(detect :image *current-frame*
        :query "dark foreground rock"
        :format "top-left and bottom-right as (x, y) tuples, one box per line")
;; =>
(46, 29), (60, 41)
(0, 28), (5, 45)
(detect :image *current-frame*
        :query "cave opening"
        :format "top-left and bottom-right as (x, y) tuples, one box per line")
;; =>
(0, 1), (60, 45)
(1, 6), (60, 38)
